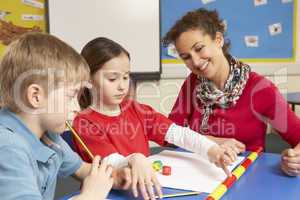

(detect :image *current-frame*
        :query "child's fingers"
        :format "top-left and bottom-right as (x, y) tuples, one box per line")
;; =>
(152, 174), (163, 199)
(138, 178), (149, 200)
(224, 148), (237, 163)
(235, 141), (246, 152)
(145, 178), (155, 200)
(131, 169), (139, 198)
(221, 161), (231, 177)
(91, 155), (101, 174)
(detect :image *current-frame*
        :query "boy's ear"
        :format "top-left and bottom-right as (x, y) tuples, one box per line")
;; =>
(26, 84), (46, 108)
(215, 32), (224, 48)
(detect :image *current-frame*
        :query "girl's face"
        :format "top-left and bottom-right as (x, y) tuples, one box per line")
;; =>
(91, 53), (130, 109)
(175, 29), (225, 79)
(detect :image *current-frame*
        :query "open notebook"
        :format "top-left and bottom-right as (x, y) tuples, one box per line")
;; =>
(149, 150), (244, 193)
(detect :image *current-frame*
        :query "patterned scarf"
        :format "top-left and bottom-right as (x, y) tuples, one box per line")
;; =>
(196, 55), (251, 131)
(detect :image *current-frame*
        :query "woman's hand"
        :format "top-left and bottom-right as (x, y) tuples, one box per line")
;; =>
(281, 148), (300, 176)
(128, 153), (163, 200)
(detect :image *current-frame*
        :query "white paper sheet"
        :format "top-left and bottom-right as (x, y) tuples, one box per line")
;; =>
(149, 150), (244, 193)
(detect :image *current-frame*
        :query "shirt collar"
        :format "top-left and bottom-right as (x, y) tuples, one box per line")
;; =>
(0, 107), (56, 163)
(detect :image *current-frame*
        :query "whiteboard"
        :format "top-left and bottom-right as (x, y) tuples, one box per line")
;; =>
(47, 0), (160, 76)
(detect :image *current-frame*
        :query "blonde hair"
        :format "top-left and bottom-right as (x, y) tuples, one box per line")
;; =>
(0, 32), (90, 111)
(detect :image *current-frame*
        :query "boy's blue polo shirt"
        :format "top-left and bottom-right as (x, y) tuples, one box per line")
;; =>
(0, 108), (83, 200)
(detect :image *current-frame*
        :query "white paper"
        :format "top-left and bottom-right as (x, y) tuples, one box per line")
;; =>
(269, 23), (282, 36)
(244, 35), (259, 47)
(254, 0), (267, 6)
(149, 150), (244, 193)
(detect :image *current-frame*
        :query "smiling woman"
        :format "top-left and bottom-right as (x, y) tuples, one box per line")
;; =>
(164, 8), (300, 177)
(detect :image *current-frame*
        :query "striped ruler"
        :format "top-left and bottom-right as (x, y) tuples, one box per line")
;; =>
(205, 147), (263, 200)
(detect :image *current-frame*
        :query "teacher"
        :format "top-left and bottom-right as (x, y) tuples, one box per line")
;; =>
(164, 8), (300, 176)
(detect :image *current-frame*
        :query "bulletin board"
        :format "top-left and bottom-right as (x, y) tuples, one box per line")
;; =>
(0, 0), (48, 57)
(161, 0), (297, 64)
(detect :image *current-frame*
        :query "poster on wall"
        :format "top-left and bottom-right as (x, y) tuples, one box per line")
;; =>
(161, 0), (296, 63)
(0, 0), (48, 57)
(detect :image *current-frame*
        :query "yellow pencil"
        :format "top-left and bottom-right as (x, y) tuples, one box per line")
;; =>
(65, 121), (94, 160)
(156, 191), (201, 199)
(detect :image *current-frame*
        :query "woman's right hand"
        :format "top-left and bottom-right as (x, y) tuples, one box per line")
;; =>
(79, 156), (113, 200)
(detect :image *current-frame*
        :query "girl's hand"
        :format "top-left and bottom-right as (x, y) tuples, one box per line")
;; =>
(208, 145), (236, 176)
(220, 138), (246, 155)
(128, 153), (163, 200)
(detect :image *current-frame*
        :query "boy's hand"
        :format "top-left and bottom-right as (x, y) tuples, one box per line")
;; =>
(208, 145), (237, 176)
(128, 153), (163, 200)
(112, 167), (132, 190)
(281, 148), (300, 176)
(80, 156), (113, 200)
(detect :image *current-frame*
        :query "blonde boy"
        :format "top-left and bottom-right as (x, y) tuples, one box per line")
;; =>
(0, 32), (128, 200)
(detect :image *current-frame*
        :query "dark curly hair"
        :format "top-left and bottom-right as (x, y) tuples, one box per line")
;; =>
(163, 8), (230, 58)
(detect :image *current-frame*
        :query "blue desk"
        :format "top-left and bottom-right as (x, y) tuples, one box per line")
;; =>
(60, 153), (300, 200)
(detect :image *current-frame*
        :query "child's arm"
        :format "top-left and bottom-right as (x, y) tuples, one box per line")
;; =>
(164, 123), (237, 175)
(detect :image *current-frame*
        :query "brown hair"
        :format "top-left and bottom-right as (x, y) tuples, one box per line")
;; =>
(79, 37), (130, 109)
(0, 32), (89, 111)
(163, 8), (230, 58)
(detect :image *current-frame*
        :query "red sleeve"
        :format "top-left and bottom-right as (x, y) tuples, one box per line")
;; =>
(168, 73), (198, 127)
(72, 116), (117, 162)
(133, 102), (172, 146)
(252, 78), (300, 147)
